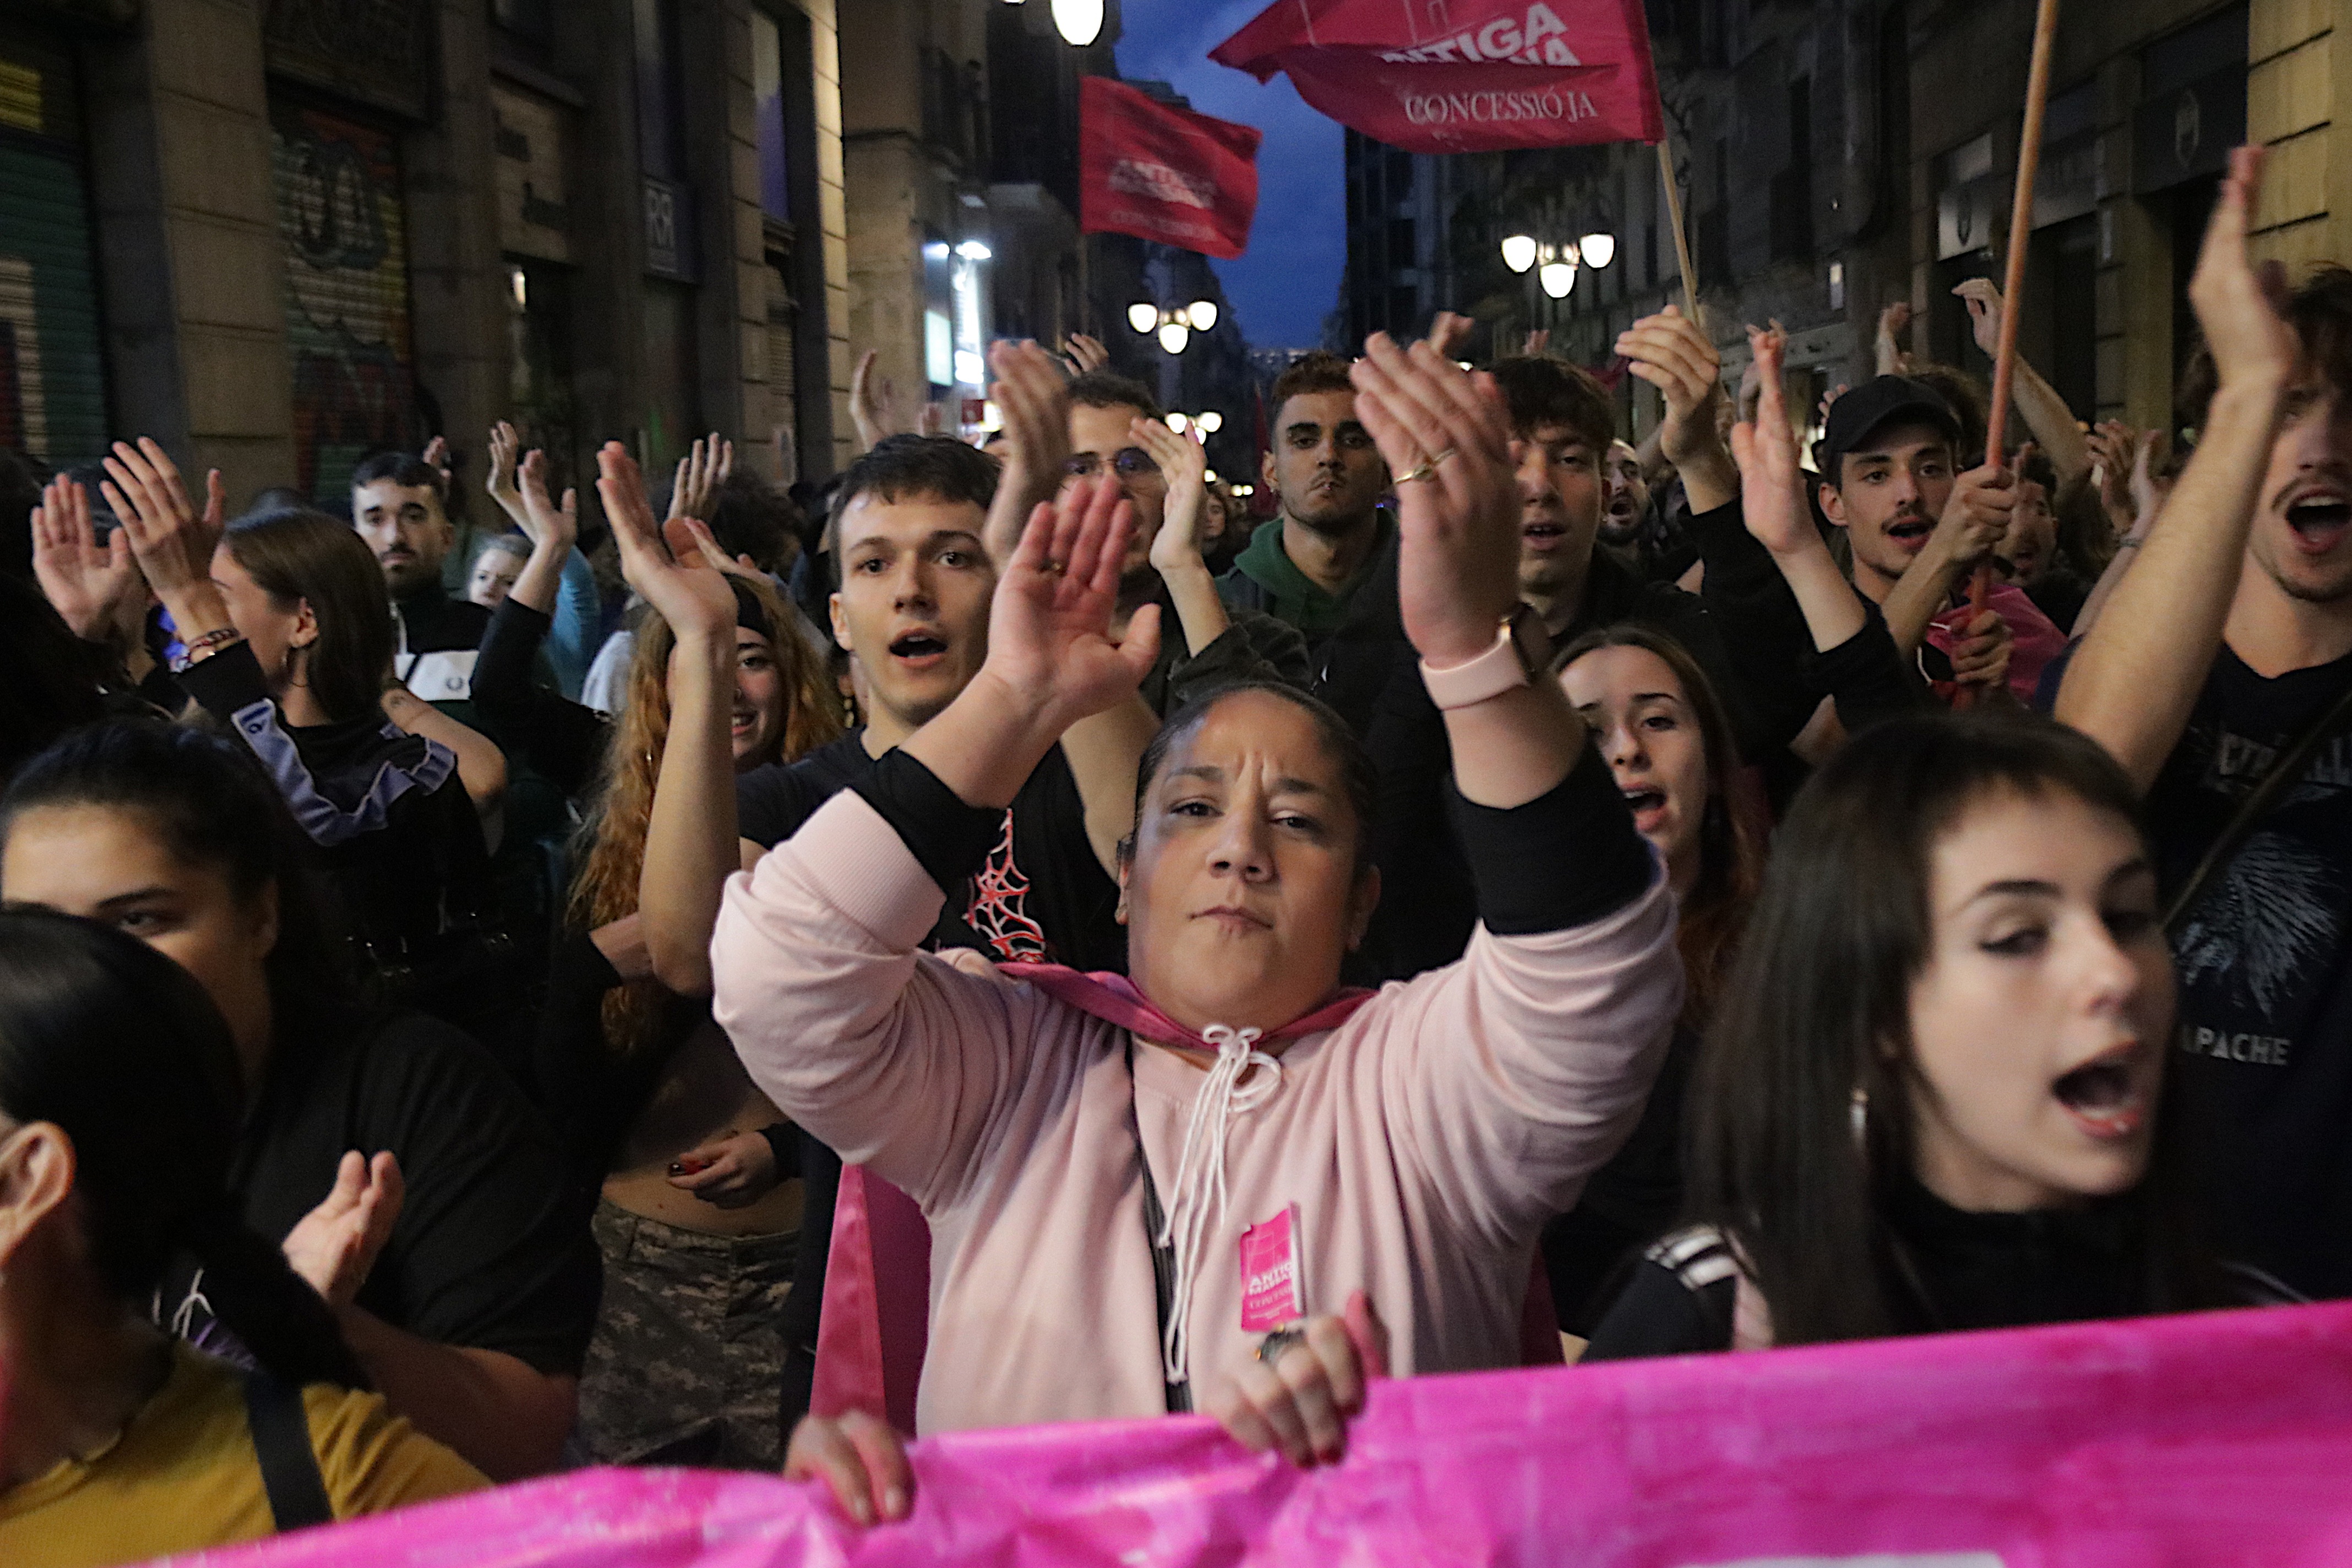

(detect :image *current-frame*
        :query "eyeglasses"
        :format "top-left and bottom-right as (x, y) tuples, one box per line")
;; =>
(1062, 448), (1162, 482)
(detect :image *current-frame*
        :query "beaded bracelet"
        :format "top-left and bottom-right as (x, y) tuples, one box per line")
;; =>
(170, 627), (246, 673)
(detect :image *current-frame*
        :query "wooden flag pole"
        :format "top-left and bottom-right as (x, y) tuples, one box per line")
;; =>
(1963, 0), (2062, 703)
(1656, 139), (1701, 322)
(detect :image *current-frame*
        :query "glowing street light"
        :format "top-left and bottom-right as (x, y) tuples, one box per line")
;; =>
(1050, 0), (1103, 46)
(1157, 319), (1190, 354)
(1538, 260), (1576, 298)
(1578, 232), (1616, 269)
(1196, 409), (1223, 433)
(1167, 412), (1189, 433)
(1127, 301), (1158, 335)
(1500, 233), (1538, 273)
(1186, 299), (1218, 331)
(955, 239), (993, 260)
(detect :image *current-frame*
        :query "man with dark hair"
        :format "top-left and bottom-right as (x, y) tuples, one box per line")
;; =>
(1062, 370), (1311, 714)
(2057, 154), (2352, 1302)
(1812, 374), (2056, 703)
(352, 450), (489, 705)
(1219, 350), (1391, 638)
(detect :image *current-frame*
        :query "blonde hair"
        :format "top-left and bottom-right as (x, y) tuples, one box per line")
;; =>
(568, 576), (841, 1053)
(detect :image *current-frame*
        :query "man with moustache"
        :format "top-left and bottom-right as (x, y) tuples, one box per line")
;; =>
(352, 451), (490, 707)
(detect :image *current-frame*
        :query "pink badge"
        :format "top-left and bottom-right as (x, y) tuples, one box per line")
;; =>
(1238, 1205), (1305, 1332)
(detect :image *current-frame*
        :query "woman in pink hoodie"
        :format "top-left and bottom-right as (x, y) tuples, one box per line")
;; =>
(712, 336), (1685, 1465)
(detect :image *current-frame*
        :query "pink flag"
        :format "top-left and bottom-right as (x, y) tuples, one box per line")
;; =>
(1212, 0), (1664, 154)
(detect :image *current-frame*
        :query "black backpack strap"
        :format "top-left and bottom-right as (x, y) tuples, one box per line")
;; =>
(1126, 1036), (1192, 1414)
(243, 1371), (334, 1533)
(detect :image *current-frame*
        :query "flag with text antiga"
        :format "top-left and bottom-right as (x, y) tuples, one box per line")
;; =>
(1211, 0), (1663, 154)
(1080, 77), (1263, 260)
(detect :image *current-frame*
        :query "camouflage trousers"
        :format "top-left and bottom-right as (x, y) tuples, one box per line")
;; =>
(576, 1201), (797, 1470)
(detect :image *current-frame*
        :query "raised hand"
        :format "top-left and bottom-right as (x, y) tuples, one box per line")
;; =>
(1615, 306), (1735, 509)
(2190, 146), (2299, 394)
(1730, 324), (1810, 557)
(850, 350), (909, 451)
(598, 442), (737, 643)
(514, 449), (579, 554)
(1062, 332), (1108, 374)
(31, 476), (140, 644)
(981, 338), (1074, 564)
(1348, 333), (1518, 666)
(1427, 309), (1475, 361)
(281, 1150), (403, 1308)
(485, 421), (527, 527)
(668, 433), (732, 524)
(982, 475), (1161, 725)
(1876, 301), (1913, 374)
(1133, 413), (1208, 576)
(1205, 1290), (1388, 1468)
(1521, 328), (1550, 357)
(2086, 420), (2137, 529)
(1953, 277), (2006, 358)
(101, 438), (220, 602)
(666, 1128), (781, 1208)
(422, 434), (453, 495)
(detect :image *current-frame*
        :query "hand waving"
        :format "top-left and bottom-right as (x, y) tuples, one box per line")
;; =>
(101, 438), (223, 602)
(1729, 324), (1811, 557)
(984, 475), (1161, 726)
(981, 339), (1074, 564)
(668, 433), (733, 525)
(1348, 333), (1518, 665)
(1133, 413), (1208, 576)
(597, 442), (737, 643)
(1062, 333), (1109, 374)
(31, 476), (141, 643)
(281, 1151), (403, 1308)
(515, 449), (580, 555)
(485, 421), (527, 527)
(2190, 146), (2300, 395)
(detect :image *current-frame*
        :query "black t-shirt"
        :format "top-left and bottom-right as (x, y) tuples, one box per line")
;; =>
(736, 729), (1125, 973)
(2133, 643), (2352, 1298)
(165, 1009), (601, 1376)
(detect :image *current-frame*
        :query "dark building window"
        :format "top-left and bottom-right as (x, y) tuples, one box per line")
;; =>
(1770, 76), (1814, 262)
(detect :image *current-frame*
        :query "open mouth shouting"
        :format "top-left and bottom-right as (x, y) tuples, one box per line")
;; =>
(887, 627), (950, 671)
(1620, 783), (1669, 835)
(1521, 516), (1570, 554)
(1883, 513), (1934, 552)
(2283, 487), (2352, 556)
(2050, 1041), (2152, 1141)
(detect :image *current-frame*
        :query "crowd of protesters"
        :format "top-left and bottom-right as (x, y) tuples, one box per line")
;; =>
(3, 141), (2350, 1554)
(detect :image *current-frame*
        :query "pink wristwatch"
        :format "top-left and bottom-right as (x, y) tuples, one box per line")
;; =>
(1419, 605), (1549, 711)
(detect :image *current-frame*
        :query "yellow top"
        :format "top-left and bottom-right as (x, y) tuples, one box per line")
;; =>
(0, 1342), (486, 1567)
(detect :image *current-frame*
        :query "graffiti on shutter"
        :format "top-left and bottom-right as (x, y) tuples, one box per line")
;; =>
(271, 102), (417, 503)
(0, 36), (110, 470)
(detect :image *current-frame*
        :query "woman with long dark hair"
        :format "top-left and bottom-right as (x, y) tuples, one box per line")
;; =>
(0, 910), (481, 1564)
(0, 722), (598, 1481)
(1582, 712), (2247, 1357)
(1542, 624), (1766, 1331)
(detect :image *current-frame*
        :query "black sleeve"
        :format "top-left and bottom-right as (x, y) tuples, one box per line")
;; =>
(473, 599), (609, 798)
(849, 748), (1006, 896)
(1683, 498), (1830, 757)
(737, 764), (825, 851)
(1809, 600), (1928, 734)
(355, 1014), (602, 1376)
(173, 639), (275, 718)
(1446, 741), (1654, 935)
(758, 1123), (799, 1179)
(530, 929), (628, 1180)
(1578, 1257), (1736, 1361)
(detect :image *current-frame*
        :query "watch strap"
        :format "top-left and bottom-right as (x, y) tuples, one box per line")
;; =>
(1420, 613), (1535, 710)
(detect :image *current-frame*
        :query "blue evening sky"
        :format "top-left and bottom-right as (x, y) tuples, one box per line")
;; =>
(1113, 0), (1344, 351)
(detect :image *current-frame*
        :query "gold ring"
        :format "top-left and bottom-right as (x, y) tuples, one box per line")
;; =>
(1397, 447), (1455, 483)
(1040, 559), (1066, 576)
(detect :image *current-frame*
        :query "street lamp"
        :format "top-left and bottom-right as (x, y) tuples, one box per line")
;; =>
(955, 239), (993, 260)
(1050, 0), (1103, 46)
(1195, 409), (1223, 433)
(1126, 301), (1158, 335)
(1186, 300), (1218, 331)
(1167, 412), (1189, 434)
(1538, 259), (1576, 298)
(1500, 233), (1538, 274)
(1130, 300), (1218, 353)
(1157, 319), (1190, 354)
(1578, 232), (1616, 269)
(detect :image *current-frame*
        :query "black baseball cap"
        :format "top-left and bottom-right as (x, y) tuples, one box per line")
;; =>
(1814, 375), (1961, 482)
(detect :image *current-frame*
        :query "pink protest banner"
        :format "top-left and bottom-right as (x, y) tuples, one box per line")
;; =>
(184, 1298), (2352, 1565)
(1212, 0), (1664, 155)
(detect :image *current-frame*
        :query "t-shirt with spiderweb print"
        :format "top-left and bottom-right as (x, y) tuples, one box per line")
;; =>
(736, 728), (1125, 974)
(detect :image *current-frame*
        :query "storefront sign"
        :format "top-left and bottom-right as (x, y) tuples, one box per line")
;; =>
(492, 85), (571, 263)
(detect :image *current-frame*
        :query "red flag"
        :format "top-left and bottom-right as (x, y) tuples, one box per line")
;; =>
(1080, 77), (1262, 260)
(1211, 1), (1663, 155)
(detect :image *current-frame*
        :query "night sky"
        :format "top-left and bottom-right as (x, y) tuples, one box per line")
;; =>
(1113, 0), (1344, 352)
